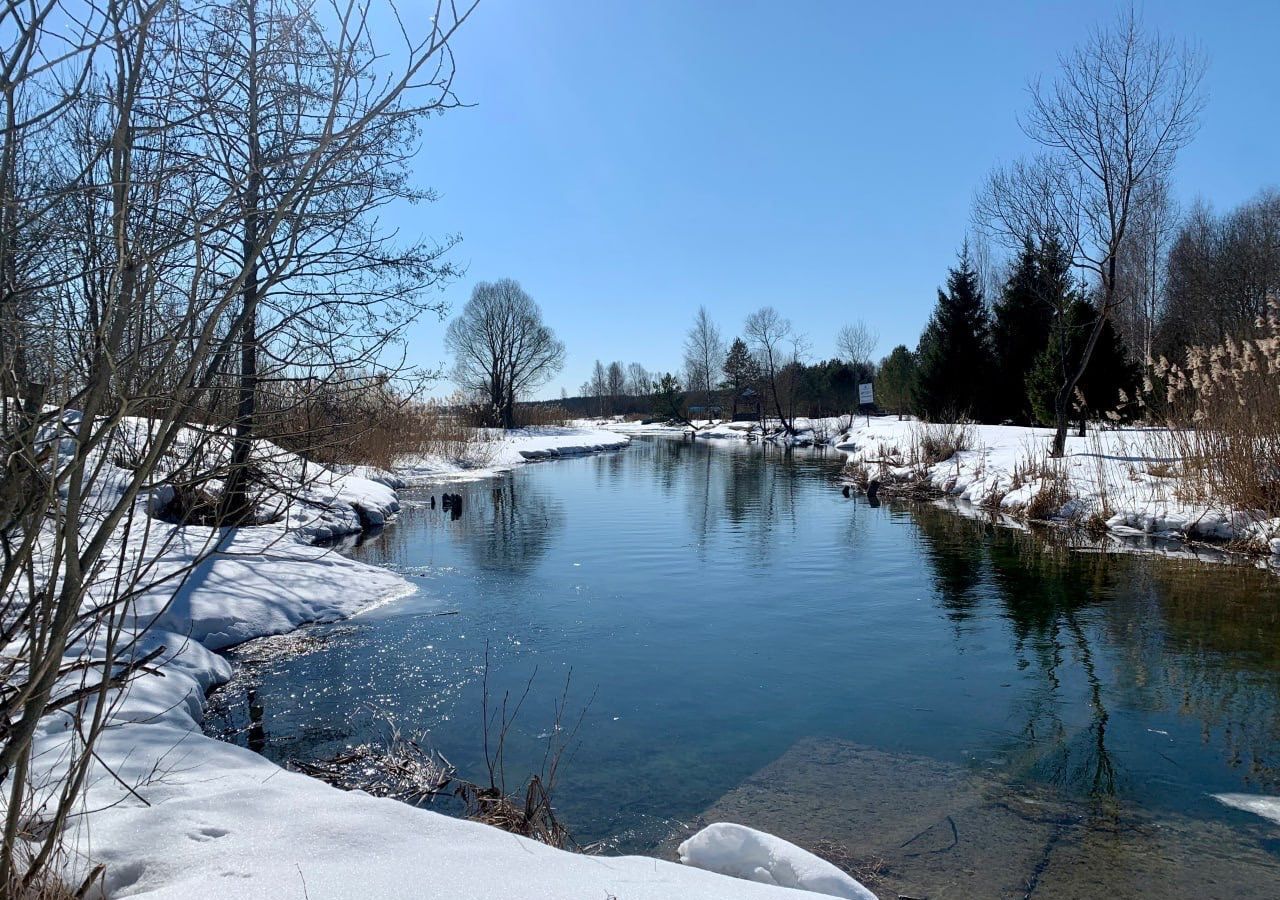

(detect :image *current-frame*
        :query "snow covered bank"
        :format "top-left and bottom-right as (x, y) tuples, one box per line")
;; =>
(395, 425), (630, 482)
(833, 417), (1280, 556)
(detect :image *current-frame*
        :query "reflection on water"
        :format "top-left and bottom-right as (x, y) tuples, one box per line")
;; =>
(206, 436), (1280, 885)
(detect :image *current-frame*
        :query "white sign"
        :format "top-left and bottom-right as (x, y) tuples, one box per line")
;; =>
(858, 382), (874, 405)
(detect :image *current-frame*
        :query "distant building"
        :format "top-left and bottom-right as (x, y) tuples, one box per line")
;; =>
(688, 405), (723, 419)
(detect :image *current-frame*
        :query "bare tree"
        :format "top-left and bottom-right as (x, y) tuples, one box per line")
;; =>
(606, 360), (626, 413)
(1113, 176), (1177, 363)
(978, 8), (1204, 455)
(0, 0), (477, 889)
(170, 0), (462, 520)
(835, 320), (879, 372)
(625, 362), (651, 397)
(447, 279), (565, 429)
(744, 306), (803, 434)
(682, 306), (724, 406)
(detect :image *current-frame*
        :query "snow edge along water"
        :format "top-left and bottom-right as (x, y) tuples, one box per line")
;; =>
(35, 424), (877, 900)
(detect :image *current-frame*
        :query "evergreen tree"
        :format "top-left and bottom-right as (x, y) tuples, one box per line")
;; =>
(1027, 298), (1141, 429)
(653, 372), (690, 424)
(721, 337), (758, 417)
(914, 245), (993, 421)
(990, 239), (1056, 423)
(877, 345), (916, 419)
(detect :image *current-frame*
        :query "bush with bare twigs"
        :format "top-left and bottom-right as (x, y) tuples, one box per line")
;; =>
(451, 647), (594, 851)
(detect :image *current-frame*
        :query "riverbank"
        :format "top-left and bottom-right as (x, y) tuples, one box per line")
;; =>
(394, 425), (631, 481)
(27, 422), (871, 899)
(587, 415), (1280, 560)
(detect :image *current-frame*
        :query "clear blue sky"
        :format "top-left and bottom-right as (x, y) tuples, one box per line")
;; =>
(394, 0), (1278, 399)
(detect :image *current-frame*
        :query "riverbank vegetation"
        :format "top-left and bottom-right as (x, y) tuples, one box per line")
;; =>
(0, 0), (477, 891)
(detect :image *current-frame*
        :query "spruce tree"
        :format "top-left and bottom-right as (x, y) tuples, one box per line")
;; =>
(721, 337), (758, 417)
(913, 245), (993, 421)
(877, 345), (916, 419)
(990, 239), (1055, 423)
(1027, 298), (1141, 429)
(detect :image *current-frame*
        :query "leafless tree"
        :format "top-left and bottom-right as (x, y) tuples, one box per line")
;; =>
(625, 362), (651, 397)
(606, 360), (626, 410)
(1159, 189), (1280, 357)
(682, 306), (724, 405)
(977, 8), (1204, 455)
(447, 279), (565, 429)
(0, 0), (477, 890)
(835, 320), (878, 372)
(744, 306), (803, 434)
(1113, 176), (1177, 363)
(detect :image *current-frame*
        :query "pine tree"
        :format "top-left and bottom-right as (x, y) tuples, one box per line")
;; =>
(913, 245), (993, 421)
(877, 345), (916, 419)
(1027, 298), (1141, 428)
(653, 372), (689, 424)
(721, 337), (758, 417)
(990, 239), (1055, 423)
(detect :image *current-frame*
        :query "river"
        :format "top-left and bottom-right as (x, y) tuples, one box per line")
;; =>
(206, 436), (1280, 896)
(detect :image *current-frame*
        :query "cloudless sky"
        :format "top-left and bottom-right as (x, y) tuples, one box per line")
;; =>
(390, 0), (1279, 399)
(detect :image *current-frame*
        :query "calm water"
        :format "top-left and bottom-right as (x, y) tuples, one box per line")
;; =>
(206, 436), (1280, 873)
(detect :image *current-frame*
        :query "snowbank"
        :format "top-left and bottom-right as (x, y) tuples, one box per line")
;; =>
(396, 426), (629, 481)
(832, 417), (1280, 555)
(679, 823), (877, 900)
(1215, 793), (1280, 827)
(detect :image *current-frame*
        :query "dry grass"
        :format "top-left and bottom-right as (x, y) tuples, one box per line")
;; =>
(1154, 296), (1280, 515)
(3, 853), (101, 900)
(913, 421), (976, 466)
(513, 403), (570, 428)
(264, 382), (494, 471)
(289, 711), (454, 805)
(1024, 460), (1073, 521)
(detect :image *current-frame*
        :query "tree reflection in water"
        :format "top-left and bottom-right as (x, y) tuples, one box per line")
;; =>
(463, 475), (565, 574)
(909, 502), (1280, 802)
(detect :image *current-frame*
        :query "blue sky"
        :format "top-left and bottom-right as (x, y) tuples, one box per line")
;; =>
(394, 0), (1278, 399)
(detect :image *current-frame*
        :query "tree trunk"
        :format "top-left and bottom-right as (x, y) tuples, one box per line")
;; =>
(223, 1), (262, 524)
(1051, 269), (1115, 457)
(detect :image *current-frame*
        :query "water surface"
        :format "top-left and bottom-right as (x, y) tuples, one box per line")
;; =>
(206, 436), (1280, 890)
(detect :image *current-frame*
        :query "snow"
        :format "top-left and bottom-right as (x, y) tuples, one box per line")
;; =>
(1214, 793), (1280, 827)
(679, 823), (877, 900)
(22, 419), (840, 899)
(395, 426), (630, 481)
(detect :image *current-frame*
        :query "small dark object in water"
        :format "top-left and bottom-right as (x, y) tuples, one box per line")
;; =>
(430, 495), (436, 509)
(842, 485), (851, 498)
(247, 688), (266, 754)
(440, 492), (463, 520)
(867, 479), (881, 506)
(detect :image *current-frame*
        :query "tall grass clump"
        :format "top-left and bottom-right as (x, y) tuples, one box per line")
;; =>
(913, 420), (976, 467)
(1155, 296), (1280, 514)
